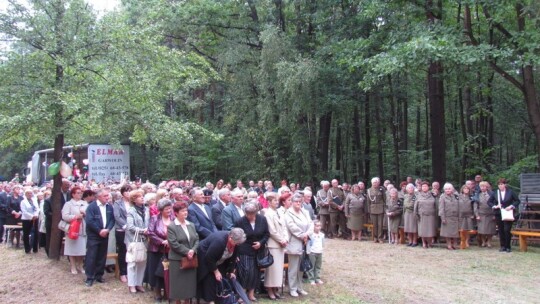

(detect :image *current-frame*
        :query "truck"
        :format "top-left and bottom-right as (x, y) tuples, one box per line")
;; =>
(25, 143), (130, 185)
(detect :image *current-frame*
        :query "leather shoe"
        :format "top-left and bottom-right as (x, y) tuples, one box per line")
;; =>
(499, 247), (506, 252)
(95, 277), (105, 283)
(85, 280), (94, 287)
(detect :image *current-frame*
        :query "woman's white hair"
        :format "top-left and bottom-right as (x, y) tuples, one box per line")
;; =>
(443, 182), (454, 191)
(371, 177), (380, 184)
(320, 180), (330, 186)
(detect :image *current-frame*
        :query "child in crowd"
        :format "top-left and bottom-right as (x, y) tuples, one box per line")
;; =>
(308, 220), (324, 285)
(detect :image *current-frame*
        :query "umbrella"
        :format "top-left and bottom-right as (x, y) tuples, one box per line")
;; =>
(230, 277), (251, 304)
(162, 259), (170, 300)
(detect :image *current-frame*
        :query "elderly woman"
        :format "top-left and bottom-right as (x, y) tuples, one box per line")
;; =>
(61, 187), (88, 273)
(403, 184), (418, 246)
(414, 182), (437, 249)
(285, 194), (313, 298)
(386, 188), (403, 244)
(233, 202), (269, 301)
(264, 192), (288, 300)
(197, 228), (246, 304)
(125, 190), (150, 293)
(458, 185), (475, 248)
(20, 188), (39, 254)
(488, 178), (520, 253)
(144, 193), (159, 217)
(278, 192), (292, 218)
(168, 202), (199, 304)
(475, 181), (496, 248)
(438, 183), (459, 250)
(344, 184), (366, 241)
(147, 199), (174, 301)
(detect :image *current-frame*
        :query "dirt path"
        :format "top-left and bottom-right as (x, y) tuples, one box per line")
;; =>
(0, 239), (538, 304)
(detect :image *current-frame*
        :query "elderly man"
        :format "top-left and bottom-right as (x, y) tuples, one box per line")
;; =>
(234, 180), (248, 198)
(328, 179), (347, 239)
(187, 188), (217, 240)
(85, 189), (115, 287)
(303, 190), (316, 220)
(367, 177), (386, 243)
(169, 188), (184, 204)
(212, 188), (231, 230)
(221, 189), (244, 231)
(316, 181), (331, 235)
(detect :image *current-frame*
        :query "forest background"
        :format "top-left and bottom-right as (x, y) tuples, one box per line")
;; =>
(1, 0), (539, 190)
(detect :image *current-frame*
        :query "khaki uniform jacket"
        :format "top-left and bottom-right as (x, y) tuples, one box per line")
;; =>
(366, 187), (386, 214)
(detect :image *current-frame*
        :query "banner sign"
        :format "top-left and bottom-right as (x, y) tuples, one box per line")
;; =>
(88, 144), (130, 182)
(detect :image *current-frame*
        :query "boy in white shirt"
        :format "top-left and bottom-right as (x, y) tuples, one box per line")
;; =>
(307, 220), (324, 285)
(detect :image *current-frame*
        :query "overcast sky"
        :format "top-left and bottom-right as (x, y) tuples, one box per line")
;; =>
(0, 0), (120, 14)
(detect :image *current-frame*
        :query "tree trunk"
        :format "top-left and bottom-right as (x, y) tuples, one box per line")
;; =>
(318, 112), (332, 174)
(388, 76), (401, 181)
(375, 93), (384, 179)
(336, 122), (342, 177)
(353, 104), (363, 182)
(364, 93), (371, 180)
(48, 133), (64, 260)
(426, 0), (446, 182)
(415, 99), (422, 176)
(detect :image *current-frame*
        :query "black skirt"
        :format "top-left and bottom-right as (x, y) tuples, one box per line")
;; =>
(146, 251), (165, 288)
(237, 254), (259, 290)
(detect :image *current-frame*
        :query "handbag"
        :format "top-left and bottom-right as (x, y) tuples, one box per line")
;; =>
(216, 278), (237, 304)
(500, 208), (515, 221)
(67, 219), (81, 240)
(498, 190), (515, 222)
(180, 254), (198, 269)
(329, 190), (343, 206)
(58, 219), (70, 233)
(299, 245), (313, 272)
(126, 230), (147, 263)
(257, 246), (274, 268)
(154, 255), (167, 277)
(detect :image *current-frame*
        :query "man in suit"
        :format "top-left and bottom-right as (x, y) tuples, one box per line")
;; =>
(84, 189), (115, 287)
(187, 188), (217, 240)
(43, 179), (71, 256)
(221, 189), (244, 231)
(0, 184), (9, 243)
(488, 178), (520, 253)
(212, 188), (231, 230)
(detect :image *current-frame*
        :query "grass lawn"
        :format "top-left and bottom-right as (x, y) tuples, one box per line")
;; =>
(0, 238), (538, 304)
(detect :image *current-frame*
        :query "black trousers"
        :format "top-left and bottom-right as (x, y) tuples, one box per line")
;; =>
(22, 220), (39, 253)
(85, 236), (109, 281)
(496, 216), (513, 249)
(0, 217), (5, 243)
(115, 230), (127, 276)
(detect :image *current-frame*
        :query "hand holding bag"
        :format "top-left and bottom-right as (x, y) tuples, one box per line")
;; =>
(67, 219), (81, 240)
(180, 254), (198, 269)
(58, 219), (70, 233)
(498, 190), (515, 222)
(216, 278), (237, 304)
(299, 244), (313, 272)
(256, 245), (274, 268)
(126, 229), (147, 263)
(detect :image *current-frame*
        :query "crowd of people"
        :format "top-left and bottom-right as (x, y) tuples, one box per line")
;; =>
(0, 174), (521, 303)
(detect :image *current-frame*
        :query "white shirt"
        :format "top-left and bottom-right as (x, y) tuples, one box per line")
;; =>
(174, 218), (190, 242)
(21, 198), (39, 220)
(309, 232), (324, 254)
(236, 205), (244, 217)
(97, 200), (107, 228)
(194, 203), (209, 218)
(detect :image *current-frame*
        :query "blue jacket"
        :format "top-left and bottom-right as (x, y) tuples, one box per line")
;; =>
(187, 202), (217, 239)
(85, 201), (115, 239)
(221, 203), (242, 231)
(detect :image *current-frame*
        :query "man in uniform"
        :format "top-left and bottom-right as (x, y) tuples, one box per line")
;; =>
(329, 179), (347, 239)
(316, 181), (331, 236)
(367, 177), (386, 243)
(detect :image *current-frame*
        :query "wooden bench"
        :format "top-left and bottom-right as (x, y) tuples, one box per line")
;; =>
(106, 253), (120, 279)
(3, 224), (22, 248)
(363, 223), (374, 240)
(511, 230), (540, 252)
(459, 230), (477, 249)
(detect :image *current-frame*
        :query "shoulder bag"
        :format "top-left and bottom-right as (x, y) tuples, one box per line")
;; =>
(299, 244), (313, 272)
(180, 254), (198, 269)
(498, 191), (515, 222)
(216, 278), (237, 304)
(126, 229), (147, 263)
(256, 245), (274, 268)
(58, 219), (70, 233)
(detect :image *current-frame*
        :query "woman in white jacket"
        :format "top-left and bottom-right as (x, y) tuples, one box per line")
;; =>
(20, 188), (39, 254)
(285, 193), (313, 298)
(61, 187), (88, 274)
